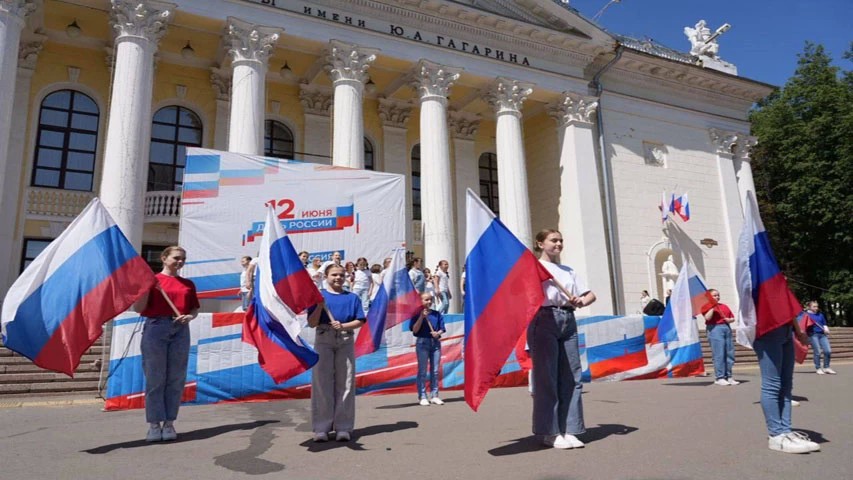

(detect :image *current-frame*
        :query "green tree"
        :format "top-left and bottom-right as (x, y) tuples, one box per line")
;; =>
(750, 42), (853, 324)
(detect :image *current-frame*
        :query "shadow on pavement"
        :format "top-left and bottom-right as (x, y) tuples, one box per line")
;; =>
(487, 424), (638, 456)
(795, 429), (828, 444)
(82, 420), (280, 454)
(375, 396), (465, 409)
(299, 421), (419, 452)
(661, 381), (717, 387)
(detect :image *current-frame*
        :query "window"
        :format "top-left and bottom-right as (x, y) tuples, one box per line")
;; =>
(411, 144), (421, 221)
(479, 152), (499, 214)
(364, 137), (375, 171)
(21, 238), (52, 272)
(31, 90), (99, 191)
(148, 106), (202, 191)
(141, 244), (168, 272)
(264, 120), (294, 159)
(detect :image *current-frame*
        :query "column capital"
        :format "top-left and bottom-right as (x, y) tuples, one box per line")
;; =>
(0, 0), (37, 24)
(547, 91), (598, 127)
(448, 110), (481, 140)
(210, 68), (231, 101)
(709, 128), (740, 155)
(299, 83), (332, 116)
(225, 17), (281, 65)
(18, 35), (46, 71)
(735, 135), (758, 161)
(110, 0), (175, 43)
(325, 40), (378, 85)
(409, 59), (462, 103)
(378, 97), (412, 128)
(483, 77), (534, 116)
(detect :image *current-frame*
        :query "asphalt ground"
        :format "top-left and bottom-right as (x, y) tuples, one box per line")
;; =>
(1, 362), (850, 480)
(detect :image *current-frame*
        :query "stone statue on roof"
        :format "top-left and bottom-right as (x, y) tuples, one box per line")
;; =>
(684, 20), (719, 58)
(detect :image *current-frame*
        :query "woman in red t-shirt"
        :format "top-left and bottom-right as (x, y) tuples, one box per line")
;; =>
(133, 246), (199, 443)
(703, 289), (738, 386)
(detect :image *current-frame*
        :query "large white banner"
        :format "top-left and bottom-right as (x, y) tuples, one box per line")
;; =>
(179, 148), (406, 299)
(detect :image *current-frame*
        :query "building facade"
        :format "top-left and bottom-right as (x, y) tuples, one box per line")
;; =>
(0, 0), (772, 315)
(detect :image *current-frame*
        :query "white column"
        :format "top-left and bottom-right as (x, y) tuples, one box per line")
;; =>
(378, 98), (413, 244)
(548, 92), (613, 315)
(483, 77), (534, 248)
(100, 0), (174, 249)
(411, 60), (462, 312)
(709, 128), (744, 292)
(299, 84), (332, 164)
(0, 1), (34, 176)
(0, 33), (42, 293)
(326, 40), (377, 169)
(448, 110), (480, 271)
(225, 18), (280, 155)
(735, 135), (758, 208)
(210, 68), (231, 150)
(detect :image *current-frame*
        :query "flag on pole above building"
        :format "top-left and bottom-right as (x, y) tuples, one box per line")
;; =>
(1, 198), (156, 376)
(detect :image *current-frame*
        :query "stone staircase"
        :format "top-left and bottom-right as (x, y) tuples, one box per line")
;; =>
(1, 327), (852, 397)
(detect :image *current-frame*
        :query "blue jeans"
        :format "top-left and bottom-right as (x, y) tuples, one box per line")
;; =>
(809, 333), (831, 369)
(707, 323), (735, 380)
(141, 316), (190, 424)
(437, 291), (450, 314)
(754, 324), (794, 437)
(528, 307), (585, 436)
(353, 288), (370, 315)
(240, 291), (251, 311)
(416, 337), (441, 399)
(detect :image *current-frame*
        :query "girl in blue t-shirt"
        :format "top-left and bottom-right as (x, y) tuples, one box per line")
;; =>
(410, 292), (446, 406)
(307, 264), (366, 442)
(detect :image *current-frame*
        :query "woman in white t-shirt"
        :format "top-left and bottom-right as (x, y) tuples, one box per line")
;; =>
(529, 229), (596, 450)
(307, 257), (324, 290)
(352, 257), (374, 314)
(432, 260), (451, 314)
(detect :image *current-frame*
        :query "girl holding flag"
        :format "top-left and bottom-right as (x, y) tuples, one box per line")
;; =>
(410, 292), (446, 406)
(307, 263), (366, 442)
(529, 229), (596, 450)
(133, 246), (199, 443)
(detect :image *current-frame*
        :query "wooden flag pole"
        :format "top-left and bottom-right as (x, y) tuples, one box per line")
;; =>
(157, 286), (182, 318)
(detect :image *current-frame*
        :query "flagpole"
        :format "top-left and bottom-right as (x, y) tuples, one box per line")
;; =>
(157, 286), (183, 318)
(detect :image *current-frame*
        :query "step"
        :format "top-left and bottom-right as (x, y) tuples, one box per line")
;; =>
(0, 363), (101, 374)
(0, 381), (101, 395)
(0, 371), (102, 384)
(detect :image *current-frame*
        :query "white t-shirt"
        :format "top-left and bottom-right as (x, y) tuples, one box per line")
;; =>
(353, 269), (372, 291)
(370, 273), (382, 299)
(539, 260), (589, 307)
(240, 269), (250, 293)
(435, 269), (449, 293)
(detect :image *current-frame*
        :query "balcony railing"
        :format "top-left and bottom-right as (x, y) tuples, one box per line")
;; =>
(144, 190), (181, 223)
(24, 187), (181, 224)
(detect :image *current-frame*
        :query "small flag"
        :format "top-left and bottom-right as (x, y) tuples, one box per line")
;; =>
(660, 191), (670, 223)
(672, 193), (690, 222)
(1, 198), (156, 376)
(657, 259), (714, 344)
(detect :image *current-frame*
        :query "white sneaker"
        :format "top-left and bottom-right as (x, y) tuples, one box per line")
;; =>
(313, 432), (329, 442)
(822, 367), (837, 375)
(419, 398), (430, 406)
(816, 368), (825, 375)
(562, 434), (585, 448)
(145, 425), (162, 442)
(768, 433), (811, 454)
(543, 435), (573, 449)
(791, 400), (801, 407)
(714, 379), (730, 386)
(430, 397), (445, 405)
(787, 432), (820, 452)
(335, 431), (351, 442)
(726, 378), (740, 385)
(161, 424), (177, 441)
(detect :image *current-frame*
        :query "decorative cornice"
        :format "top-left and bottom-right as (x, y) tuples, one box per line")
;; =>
(0, 0), (37, 23)
(325, 39), (378, 85)
(735, 135), (758, 161)
(410, 59), (461, 102)
(18, 37), (45, 70)
(448, 110), (481, 140)
(482, 77), (534, 116)
(378, 97), (413, 128)
(109, 0), (174, 43)
(547, 91), (598, 127)
(709, 128), (739, 155)
(225, 17), (281, 65)
(299, 83), (333, 116)
(210, 68), (231, 101)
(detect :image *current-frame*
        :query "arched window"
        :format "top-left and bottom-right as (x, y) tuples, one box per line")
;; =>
(148, 106), (202, 191)
(479, 152), (499, 214)
(31, 90), (99, 191)
(411, 144), (421, 221)
(364, 137), (375, 171)
(264, 120), (294, 159)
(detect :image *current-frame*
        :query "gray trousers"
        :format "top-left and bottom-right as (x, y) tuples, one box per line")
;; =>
(311, 325), (356, 434)
(528, 307), (585, 436)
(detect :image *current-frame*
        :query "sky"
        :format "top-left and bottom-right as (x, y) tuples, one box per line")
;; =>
(569, 0), (852, 87)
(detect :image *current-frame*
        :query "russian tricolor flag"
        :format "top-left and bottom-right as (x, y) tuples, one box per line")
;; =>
(464, 189), (551, 411)
(1, 198), (155, 376)
(657, 258), (713, 344)
(735, 192), (802, 348)
(355, 248), (421, 356)
(670, 193), (690, 222)
(242, 207), (323, 383)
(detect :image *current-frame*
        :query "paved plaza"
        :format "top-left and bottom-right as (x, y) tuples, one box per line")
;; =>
(1, 363), (850, 480)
